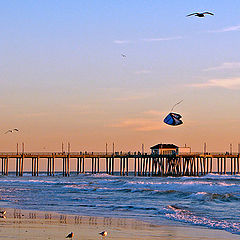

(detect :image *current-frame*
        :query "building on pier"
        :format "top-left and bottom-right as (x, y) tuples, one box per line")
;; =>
(150, 144), (178, 155)
(178, 145), (191, 154)
(150, 143), (191, 155)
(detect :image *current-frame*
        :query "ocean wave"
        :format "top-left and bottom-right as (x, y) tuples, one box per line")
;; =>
(131, 189), (178, 195)
(0, 174), (239, 236)
(150, 189), (178, 195)
(87, 173), (117, 178)
(180, 173), (240, 181)
(111, 205), (158, 211)
(165, 205), (240, 234)
(190, 192), (239, 202)
(0, 179), (57, 185)
(124, 180), (240, 196)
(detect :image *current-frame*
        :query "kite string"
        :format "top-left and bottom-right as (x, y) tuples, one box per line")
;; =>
(170, 100), (183, 112)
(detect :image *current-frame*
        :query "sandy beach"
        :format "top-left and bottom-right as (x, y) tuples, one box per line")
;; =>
(0, 208), (239, 240)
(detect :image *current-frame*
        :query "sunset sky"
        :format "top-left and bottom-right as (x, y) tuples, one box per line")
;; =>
(1, 0), (240, 153)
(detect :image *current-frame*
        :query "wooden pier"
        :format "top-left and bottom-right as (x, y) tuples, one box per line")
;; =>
(0, 152), (239, 177)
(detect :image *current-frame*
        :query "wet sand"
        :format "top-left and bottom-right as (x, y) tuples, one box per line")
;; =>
(0, 208), (239, 239)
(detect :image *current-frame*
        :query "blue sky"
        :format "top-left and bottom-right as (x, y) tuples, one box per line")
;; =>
(1, 0), (240, 152)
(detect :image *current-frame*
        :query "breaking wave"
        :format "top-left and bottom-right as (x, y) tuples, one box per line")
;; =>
(165, 205), (240, 234)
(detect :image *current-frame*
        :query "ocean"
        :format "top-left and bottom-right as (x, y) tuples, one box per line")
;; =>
(0, 173), (239, 235)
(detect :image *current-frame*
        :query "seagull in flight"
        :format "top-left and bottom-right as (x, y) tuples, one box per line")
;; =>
(66, 232), (74, 238)
(4, 128), (19, 134)
(121, 54), (126, 58)
(186, 12), (214, 17)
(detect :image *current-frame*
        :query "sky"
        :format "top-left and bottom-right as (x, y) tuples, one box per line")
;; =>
(1, 0), (240, 154)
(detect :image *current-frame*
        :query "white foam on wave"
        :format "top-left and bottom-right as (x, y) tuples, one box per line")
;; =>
(186, 173), (240, 180)
(64, 184), (91, 190)
(195, 192), (208, 195)
(125, 179), (240, 195)
(165, 205), (240, 234)
(28, 179), (56, 184)
(0, 178), (57, 184)
(189, 192), (208, 200)
(127, 180), (215, 186)
(218, 182), (237, 186)
(88, 173), (117, 178)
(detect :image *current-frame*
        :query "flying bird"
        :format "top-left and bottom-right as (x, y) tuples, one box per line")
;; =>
(4, 130), (13, 134)
(66, 232), (74, 238)
(121, 54), (126, 58)
(99, 231), (108, 237)
(4, 128), (19, 134)
(186, 12), (214, 17)
(164, 100), (183, 126)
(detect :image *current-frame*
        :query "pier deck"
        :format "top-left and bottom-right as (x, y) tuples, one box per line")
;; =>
(0, 152), (239, 176)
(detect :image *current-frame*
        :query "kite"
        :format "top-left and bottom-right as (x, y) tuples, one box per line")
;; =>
(164, 100), (183, 126)
(164, 112), (183, 126)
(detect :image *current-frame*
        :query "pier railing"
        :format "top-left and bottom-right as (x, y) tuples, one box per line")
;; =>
(0, 151), (151, 156)
(0, 151), (239, 156)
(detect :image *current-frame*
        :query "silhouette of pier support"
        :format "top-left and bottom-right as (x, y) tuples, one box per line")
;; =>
(1, 153), (240, 177)
(77, 157), (85, 174)
(1, 157), (9, 176)
(106, 157), (114, 175)
(47, 157), (55, 176)
(16, 156), (24, 176)
(32, 157), (39, 176)
(120, 157), (128, 176)
(91, 157), (100, 174)
(62, 156), (70, 177)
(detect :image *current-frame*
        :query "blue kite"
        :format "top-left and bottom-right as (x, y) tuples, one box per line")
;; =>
(164, 100), (183, 126)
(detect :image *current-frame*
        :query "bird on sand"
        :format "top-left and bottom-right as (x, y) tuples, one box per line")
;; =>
(186, 12), (214, 17)
(66, 232), (74, 238)
(0, 210), (6, 215)
(121, 54), (126, 58)
(4, 128), (19, 134)
(99, 231), (108, 237)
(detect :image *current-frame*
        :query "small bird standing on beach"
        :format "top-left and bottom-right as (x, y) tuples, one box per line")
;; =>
(99, 231), (108, 237)
(0, 210), (6, 218)
(186, 12), (214, 17)
(66, 232), (74, 238)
